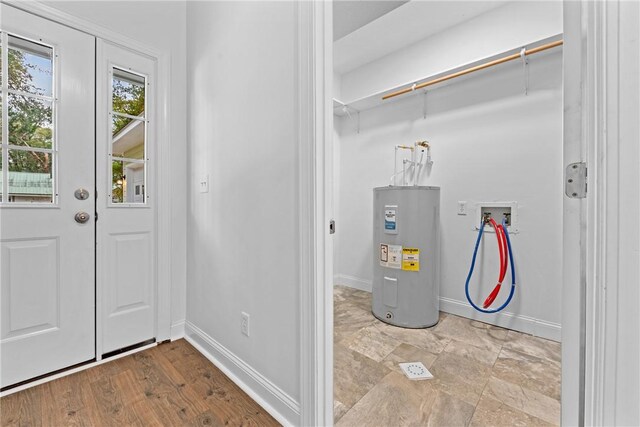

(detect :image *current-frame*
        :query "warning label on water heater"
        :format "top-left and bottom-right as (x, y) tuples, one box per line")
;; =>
(380, 244), (402, 269)
(402, 248), (420, 271)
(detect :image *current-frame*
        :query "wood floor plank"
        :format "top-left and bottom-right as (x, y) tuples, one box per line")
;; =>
(40, 375), (89, 427)
(127, 350), (207, 425)
(1, 385), (42, 427)
(0, 339), (279, 426)
(153, 349), (212, 417)
(79, 379), (113, 427)
(153, 341), (279, 427)
(112, 369), (146, 406)
(130, 398), (166, 426)
(89, 376), (142, 426)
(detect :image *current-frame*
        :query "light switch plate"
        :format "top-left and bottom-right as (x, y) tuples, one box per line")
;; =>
(199, 174), (209, 193)
(241, 312), (250, 337)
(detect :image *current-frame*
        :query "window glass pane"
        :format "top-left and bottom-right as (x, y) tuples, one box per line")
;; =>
(112, 115), (145, 160)
(112, 113), (134, 138)
(8, 149), (53, 203)
(112, 160), (145, 204)
(111, 159), (124, 203)
(112, 68), (145, 118)
(110, 67), (146, 205)
(8, 93), (53, 149)
(8, 35), (53, 98)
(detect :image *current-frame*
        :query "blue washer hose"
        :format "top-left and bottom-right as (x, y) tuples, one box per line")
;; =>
(464, 217), (516, 313)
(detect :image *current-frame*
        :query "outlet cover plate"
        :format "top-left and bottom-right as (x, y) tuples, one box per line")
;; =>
(457, 201), (467, 215)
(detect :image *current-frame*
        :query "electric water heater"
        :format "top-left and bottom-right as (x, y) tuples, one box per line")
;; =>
(372, 186), (440, 328)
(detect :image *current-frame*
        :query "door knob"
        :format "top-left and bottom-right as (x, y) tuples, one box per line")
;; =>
(75, 212), (91, 224)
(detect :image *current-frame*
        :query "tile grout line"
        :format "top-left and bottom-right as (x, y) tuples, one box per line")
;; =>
(467, 333), (508, 425)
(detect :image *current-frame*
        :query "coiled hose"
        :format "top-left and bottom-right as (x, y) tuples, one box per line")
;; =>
(464, 217), (515, 313)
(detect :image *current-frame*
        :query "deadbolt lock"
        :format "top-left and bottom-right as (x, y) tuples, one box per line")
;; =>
(74, 188), (90, 200)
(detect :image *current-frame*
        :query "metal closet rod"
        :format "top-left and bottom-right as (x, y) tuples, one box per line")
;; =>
(382, 39), (564, 101)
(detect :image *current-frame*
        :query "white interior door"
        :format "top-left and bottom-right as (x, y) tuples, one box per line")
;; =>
(0, 5), (95, 388)
(96, 40), (156, 356)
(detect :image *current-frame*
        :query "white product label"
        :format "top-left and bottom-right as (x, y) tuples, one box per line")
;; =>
(384, 208), (397, 231)
(380, 244), (402, 269)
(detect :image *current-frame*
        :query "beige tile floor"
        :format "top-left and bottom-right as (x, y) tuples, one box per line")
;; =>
(334, 285), (561, 427)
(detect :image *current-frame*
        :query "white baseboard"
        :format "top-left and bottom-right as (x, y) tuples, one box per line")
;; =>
(334, 275), (561, 342)
(170, 320), (185, 340)
(438, 297), (561, 342)
(334, 274), (372, 292)
(184, 321), (299, 426)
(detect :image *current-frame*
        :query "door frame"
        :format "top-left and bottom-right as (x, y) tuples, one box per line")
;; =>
(297, 1), (333, 425)
(3, 0), (174, 351)
(298, 1), (611, 425)
(572, 1), (640, 424)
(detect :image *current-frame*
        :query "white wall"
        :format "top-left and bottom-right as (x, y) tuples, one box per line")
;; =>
(333, 71), (343, 101)
(186, 2), (299, 424)
(340, 1), (562, 102)
(44, 1), (188, 333)
(335, 33), (563, 340)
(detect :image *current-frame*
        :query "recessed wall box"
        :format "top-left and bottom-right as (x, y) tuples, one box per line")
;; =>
(475, 202), (518, 233)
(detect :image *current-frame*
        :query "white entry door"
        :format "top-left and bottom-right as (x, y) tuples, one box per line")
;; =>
(96, 41), (156, 356)
(0, 5), (95, 387)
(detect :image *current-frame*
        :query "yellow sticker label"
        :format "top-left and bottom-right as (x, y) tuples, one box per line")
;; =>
(402, 248), (420, 271)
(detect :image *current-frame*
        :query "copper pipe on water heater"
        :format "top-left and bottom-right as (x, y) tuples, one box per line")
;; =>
(382, 39), (564, 101)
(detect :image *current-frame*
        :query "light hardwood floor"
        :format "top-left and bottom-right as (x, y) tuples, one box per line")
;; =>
(1, 339), (279, 426)
(334, 285), (561, 426)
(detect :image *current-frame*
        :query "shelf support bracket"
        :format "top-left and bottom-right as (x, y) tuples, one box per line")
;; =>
(520, 47), (529, 96)
(423, 90), (427, 119)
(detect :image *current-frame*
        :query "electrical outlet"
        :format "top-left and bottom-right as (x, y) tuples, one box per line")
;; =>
(241, 312), (250, 337)
(199, 174), (209, 193)
(457, 201), (467, 215)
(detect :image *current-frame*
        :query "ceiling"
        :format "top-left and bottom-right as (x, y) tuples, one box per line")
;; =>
(334, 1), (508, 75)
(333, 1), (408, 41)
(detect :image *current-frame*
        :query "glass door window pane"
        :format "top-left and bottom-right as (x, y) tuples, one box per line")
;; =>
(112, 68), (145, 118)
(8, 94), (53, 149)
(8, 35), (53, 97)
(8, 149), (53, 203)
(1, 33), (55, 204)
(110, 66), (146, 205)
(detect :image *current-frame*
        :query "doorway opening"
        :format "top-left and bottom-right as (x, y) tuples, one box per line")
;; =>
(331, 2), (565, 425)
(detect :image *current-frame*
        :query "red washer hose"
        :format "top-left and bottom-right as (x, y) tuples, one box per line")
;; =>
(497, 224), (508, 281)
(483, 218), (506, 308)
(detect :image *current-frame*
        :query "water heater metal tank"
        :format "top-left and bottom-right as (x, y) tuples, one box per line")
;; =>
(372, 186), (440, 328)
